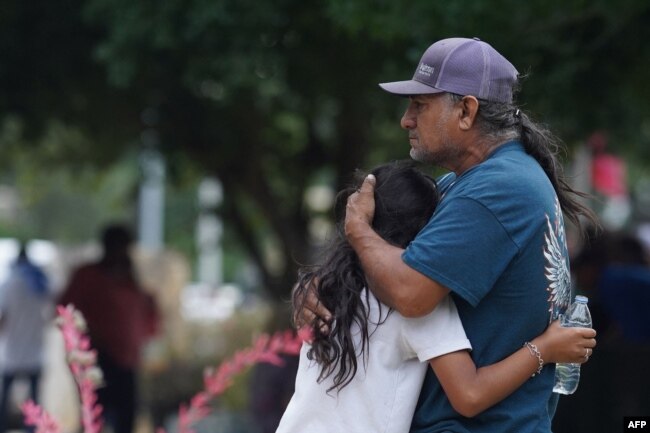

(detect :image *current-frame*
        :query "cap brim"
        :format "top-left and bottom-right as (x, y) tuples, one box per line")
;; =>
(378, 80), (445, 96)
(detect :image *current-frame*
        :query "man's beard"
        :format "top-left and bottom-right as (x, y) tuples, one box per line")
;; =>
(409, 137), (460, 167)
(409, 103), (459, 167)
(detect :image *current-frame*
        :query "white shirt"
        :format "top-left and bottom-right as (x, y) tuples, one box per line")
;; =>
(0, 266), (51, 372)
(276, 293), (471, 433)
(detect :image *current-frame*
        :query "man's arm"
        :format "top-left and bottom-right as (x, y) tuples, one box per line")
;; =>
(345, 175), (449, 317)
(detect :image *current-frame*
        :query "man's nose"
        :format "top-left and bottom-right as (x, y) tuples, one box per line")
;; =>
(401, 109), (416, 130)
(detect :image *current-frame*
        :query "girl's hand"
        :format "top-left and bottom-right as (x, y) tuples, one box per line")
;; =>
(533, 320), (597, 365)
(292, 278), (332, 334)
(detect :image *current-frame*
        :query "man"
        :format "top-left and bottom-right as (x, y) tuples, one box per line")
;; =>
(59, 224), (160, 433)
(302, 37), (597, 432)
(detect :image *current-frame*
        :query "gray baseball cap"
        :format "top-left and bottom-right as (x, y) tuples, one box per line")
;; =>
(379, 37), (519, 103)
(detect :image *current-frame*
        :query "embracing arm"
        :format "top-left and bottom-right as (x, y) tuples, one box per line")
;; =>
(345, 175), (449, 317)
(429, 321), (597, 417)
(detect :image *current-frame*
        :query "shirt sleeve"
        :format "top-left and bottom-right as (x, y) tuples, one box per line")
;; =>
(403, 197), (519, 307)
(400, 296), (472, 362)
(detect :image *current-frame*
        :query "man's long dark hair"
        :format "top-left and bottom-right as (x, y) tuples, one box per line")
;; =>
(292, 161), (439, 392)
(448, 91), (599, 232)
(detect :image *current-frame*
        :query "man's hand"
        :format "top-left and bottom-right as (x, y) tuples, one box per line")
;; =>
(344, 174), (376, 241)
(292, 278), (332, 334)
(293, 174), (377, 335)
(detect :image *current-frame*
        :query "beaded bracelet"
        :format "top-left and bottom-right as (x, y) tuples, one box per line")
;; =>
(523, 341), (544, 377)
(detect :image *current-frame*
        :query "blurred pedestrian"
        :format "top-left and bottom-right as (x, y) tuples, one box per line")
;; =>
(557, 230), (650, 431)
(588, 131), (631, 230)
(0, 242), (52, 433)
(59, 224), (160, 433)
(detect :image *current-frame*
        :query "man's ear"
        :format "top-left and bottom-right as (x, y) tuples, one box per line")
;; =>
(458, 96), (480, 130)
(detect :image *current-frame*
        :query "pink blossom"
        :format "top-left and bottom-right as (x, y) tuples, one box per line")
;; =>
(21, 400), (60, 433)
(171, 329), (306, 433)
(23, 305), (309, 433)
(22, 305), (103, 433)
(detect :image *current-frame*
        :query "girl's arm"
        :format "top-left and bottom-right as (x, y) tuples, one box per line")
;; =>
(429, 320), (596, 417)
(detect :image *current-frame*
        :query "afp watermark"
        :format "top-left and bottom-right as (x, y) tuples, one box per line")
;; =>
(625, 417), (650, 431)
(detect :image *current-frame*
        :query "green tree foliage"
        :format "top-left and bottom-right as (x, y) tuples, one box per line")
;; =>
(1, 0), (649, 300)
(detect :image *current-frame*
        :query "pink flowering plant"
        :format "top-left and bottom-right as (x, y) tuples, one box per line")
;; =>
(21, 400), (61, 433)
(22, 304), (307, 433)
(167, 327), (309, 433)
(22, 304), (104, 433)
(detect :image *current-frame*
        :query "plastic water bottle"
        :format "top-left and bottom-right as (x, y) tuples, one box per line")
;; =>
(553, 295), (592, 395)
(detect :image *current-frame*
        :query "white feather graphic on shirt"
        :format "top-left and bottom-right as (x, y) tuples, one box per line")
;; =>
(543, 198), (571, 321)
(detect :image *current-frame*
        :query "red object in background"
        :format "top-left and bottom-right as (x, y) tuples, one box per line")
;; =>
(592, 154), (628, 197)
(588, 131), (628, 197)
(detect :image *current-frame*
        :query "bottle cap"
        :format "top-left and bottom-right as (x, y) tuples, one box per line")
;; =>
(575, 295), (589, 303)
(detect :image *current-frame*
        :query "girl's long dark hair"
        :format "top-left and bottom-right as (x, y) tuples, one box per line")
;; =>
(292, 161), (439, 392)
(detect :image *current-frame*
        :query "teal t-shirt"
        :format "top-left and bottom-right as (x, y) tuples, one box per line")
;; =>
(403, 141), (571, 433)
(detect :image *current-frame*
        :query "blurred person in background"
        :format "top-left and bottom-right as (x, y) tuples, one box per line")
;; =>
(59, 224), (160, 433)
(0, 242), (52, 433)
(556, 229), (650, 431)
(572, 229), (649, 343)
(587, 131), (631, 230)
